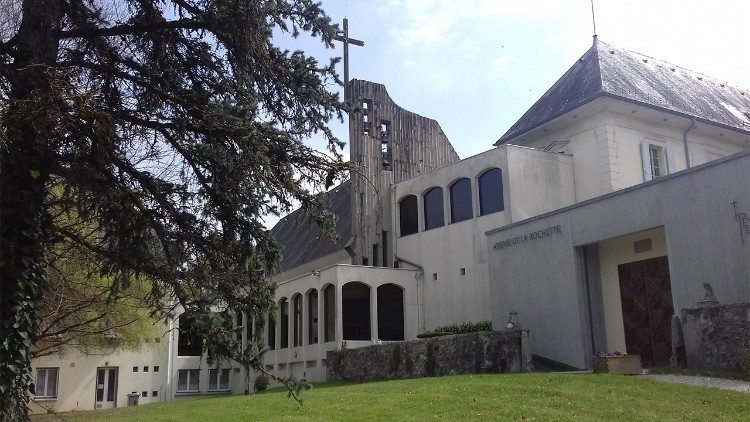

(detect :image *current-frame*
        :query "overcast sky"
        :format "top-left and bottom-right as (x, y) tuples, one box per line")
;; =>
(267, 0), (750, 226)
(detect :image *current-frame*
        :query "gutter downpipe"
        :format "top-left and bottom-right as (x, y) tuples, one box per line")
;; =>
(395, 255), (426, 334)
(683, 117), (696, 168)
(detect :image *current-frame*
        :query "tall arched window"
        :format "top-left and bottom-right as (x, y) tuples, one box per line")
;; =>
(279, 298), (289, 349)
(292, 294), (302, 347)
(342, 282), (371, 340)
(450, 178), (473, 223)
(323, 284), (335, 342)
(307, 290), (318, 344)
(478, 168), (504, 216)
(423, 187), (444, 230)
(267, 312), (276, 350)
(377, 284), (404, 341)
(399, 195), (418, 236)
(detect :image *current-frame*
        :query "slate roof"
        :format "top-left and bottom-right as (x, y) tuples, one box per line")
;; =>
(496, 39), (750, 144)
(270, 180), (351, 272)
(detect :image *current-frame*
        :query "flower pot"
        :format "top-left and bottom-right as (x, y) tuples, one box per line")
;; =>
(592, 355), (642, 375)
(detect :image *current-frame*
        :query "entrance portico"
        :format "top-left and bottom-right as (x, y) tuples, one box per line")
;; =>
(486, 152), (750, 370)
(264, 264), (419, 382)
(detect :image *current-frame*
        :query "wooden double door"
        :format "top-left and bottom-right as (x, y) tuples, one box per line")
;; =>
(617, 256), (674, 368)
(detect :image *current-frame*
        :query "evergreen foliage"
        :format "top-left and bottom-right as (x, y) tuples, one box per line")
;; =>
(0, 1), (346, 420)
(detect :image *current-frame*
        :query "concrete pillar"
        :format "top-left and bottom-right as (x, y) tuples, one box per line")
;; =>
(336, 282), (344, 345)
(370, 283), (378, 340)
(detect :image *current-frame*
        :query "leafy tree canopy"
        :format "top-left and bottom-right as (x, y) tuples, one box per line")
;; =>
(0, 1), (346, 420)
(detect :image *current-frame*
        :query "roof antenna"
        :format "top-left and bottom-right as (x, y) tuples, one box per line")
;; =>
(590, 0), (598, 42)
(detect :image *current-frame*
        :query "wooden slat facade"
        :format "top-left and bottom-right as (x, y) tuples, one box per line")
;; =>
(348, 79), (460, 267)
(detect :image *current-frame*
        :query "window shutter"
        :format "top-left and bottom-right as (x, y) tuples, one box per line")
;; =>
(665, 147), (677, 174)
(640, 142), (653, 181)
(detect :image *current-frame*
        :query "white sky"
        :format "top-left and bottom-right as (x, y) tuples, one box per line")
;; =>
(266, 0), (750, 227)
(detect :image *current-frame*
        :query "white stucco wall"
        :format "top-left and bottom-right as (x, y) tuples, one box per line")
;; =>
(393, 145), (574, 330)
(513, 99), (749, 202)
(30, 336), (170, 413)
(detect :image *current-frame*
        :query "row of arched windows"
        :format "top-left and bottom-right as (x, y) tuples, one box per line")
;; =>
(399, 168), (504, 236)
(268, 283), (405, 350)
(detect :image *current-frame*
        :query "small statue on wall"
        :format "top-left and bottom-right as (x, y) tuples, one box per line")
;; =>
(697, 283), (719, 307)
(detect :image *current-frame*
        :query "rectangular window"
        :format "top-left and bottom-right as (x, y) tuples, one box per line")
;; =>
(380, 120), (392, 170)
(362, 99), (372, 135)
(153, 366), (159, 372)
(177, 369), (200, 393)
(649, 145), (663, 178)
(143, 366), (149, 372)
(35, 368), (59, 398)
(208, 368), (231, 391)
(132, 366), (138, 372)
(152, 391), (158, 397)
(177, 314), (203, 357)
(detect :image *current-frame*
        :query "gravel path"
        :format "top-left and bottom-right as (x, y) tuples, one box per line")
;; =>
(642, 374), (750, 393)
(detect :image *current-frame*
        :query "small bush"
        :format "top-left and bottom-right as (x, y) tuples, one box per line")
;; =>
(433, 321), (492, 335)
(253, 374), (269, 392)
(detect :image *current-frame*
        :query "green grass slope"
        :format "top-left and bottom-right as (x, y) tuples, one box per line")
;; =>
(32, 373), (749, 421)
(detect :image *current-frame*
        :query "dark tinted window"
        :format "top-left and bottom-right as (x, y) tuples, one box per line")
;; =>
(177, 314), (202, 356)
(279, 299), (289, 349)
(450, 178), (473, 223)
(423, 187), (444, 230)
(478, 168), (504, 216)
(399, 195), (418, 236)
(267, 312), (276, 350)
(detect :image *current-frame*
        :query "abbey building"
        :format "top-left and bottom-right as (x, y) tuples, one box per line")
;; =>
(31, 39), (750, 411)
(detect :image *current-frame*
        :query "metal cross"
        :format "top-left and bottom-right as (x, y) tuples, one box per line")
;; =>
(333, 18), (364, 101)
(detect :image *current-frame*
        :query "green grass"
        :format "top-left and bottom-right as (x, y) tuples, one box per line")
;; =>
(32, 373), (749, 421)
(647, 365), (750, 381)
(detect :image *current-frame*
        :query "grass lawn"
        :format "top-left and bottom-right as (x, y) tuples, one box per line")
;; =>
(31, 373), (749, 421)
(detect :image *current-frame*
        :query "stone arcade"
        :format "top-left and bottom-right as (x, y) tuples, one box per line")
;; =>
(30, 39), (750, 412)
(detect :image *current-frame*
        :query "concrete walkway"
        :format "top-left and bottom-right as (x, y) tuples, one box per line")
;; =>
(642, 374), (750, 393)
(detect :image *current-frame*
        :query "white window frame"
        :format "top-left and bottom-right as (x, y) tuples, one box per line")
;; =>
(641, 141), (676, 181)
(208, 368), (231, 392)
(177, 369), (200, 393)
(35, 368), (59, 398)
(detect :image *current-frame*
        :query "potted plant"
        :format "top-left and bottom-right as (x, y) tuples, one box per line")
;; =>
(593, 351), (642, 375)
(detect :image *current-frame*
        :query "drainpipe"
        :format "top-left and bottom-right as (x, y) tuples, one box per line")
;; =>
(395, 255), (426, 334)
(683, 117), (696, 168)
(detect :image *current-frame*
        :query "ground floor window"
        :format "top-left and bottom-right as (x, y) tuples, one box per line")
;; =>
(35, 368), (59, 398)
(342, 282), (371, 340)
(177, 369), (200, 392)
(208, 368), (230, 391)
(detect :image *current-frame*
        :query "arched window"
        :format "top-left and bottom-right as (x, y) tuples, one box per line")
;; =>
(377, 284), (404, 341)
(267, 312), (276, 350)
(342, 282), (371, 340)
(450, 178), (473, 223)
(423, 187), (444, 230)
(399, 195), (418, 236)
(478, 168), (504, 216)
(292, 294), (302, 347)
(323, 284), (335, 342)
(279, 298), (289, 349)
(307, 290), (318, 344)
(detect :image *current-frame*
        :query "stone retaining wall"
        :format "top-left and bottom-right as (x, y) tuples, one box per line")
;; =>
(681, 302), (750, 371)
(326, 330), (533, 382)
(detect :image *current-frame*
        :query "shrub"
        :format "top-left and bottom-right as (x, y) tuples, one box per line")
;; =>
(253, 374), (270, 392)
(433, 321), (492, 335)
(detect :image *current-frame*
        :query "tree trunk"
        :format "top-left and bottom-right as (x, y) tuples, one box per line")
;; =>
(0, 1), (61, 420)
